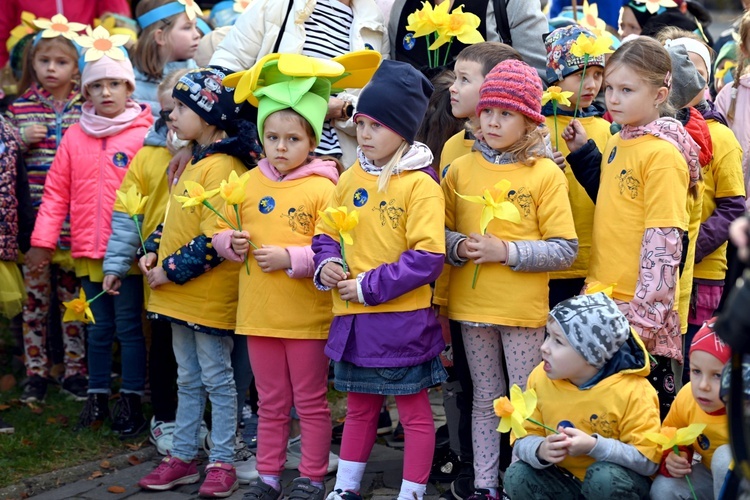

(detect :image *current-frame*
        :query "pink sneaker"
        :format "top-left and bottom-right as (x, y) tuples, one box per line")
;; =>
(199, 462), (238, 498)
(138, 455), (200, 491)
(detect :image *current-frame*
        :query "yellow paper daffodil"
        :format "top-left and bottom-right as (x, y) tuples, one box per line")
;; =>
(93, 16), (138, 43)
(177, 0), (204, 20)
(116, 185), (149, 217)
(6, 12), (36, 53)
(430, 5), (484, 50)
(234, 0), (253, 13)
(76, 25), (130, 62)
(318, 206), (359, 246)
(570, 33), (614, 59)
(63, 289), (96, 324)
(580, 0), (607, 37)
(405, 1), (440, 38)
(716, 61), (737, 83)
(219, 170), (251, 206)
(493, 385), (538, 439)
(638, 0), (678, 14)
(455, 179), (521, 235)
(645, 424), (707, 451)
(33, 14), (86, 40)
(542, 86), (574, 107)
(585, 282), (616, 297)
(174, 181), (221, 208)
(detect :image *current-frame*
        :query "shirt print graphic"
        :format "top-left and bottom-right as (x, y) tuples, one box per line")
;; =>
(616, 169), (641, 199)
(589, 412), (619, 438)
(372, 199), (405, 228)
(282, 205), (314, 234)
(507, 187), (532, 217)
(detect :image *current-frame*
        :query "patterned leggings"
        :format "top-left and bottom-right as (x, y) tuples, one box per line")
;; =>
(461, 323), (544, 489)
(22, 262), (86, 379)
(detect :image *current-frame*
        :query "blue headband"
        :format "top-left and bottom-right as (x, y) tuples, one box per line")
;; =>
(137, 2), (211, 34)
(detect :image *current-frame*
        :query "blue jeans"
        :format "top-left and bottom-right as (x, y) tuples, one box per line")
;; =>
(170, 323), (237, 463)
(81, 276), (145, 394)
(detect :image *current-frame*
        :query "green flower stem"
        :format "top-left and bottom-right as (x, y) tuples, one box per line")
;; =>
(471, 263), (480, 289)
(131, 215), (148, 258)
(648, 352), (658, 365)
(425, 33), (433, 68)
(203, 200), (237, 231)
(553, 102), (559, 152)
(673, 445), (698, 500)
(527, 417), (559, 434)
(233, 204), (254, 275)
(442, 38), (454, 67)
(87, 289), (108, 304)
(572, 55), (589, 119)
(340, 234), (349, 308)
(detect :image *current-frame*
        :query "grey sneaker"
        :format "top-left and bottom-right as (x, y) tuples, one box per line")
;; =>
(242, 478), (282, 500)
(288, 478), (325, 500)
(0, 417), (14, 434)
(20, 375), (47, 403)
(61, 374), (88, 401)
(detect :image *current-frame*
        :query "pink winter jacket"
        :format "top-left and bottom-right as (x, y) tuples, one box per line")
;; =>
(31, 104), (153, 258)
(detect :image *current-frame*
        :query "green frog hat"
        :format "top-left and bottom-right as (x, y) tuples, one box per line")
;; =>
(223, 51), (382, 144)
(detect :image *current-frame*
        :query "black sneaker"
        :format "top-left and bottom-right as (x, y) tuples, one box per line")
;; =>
(242, 478), (282, 500)
(466, 489), (499, 500)
(331, 421), (345, 443)
(430, 446), (462, 483)
(392, 421), (404, 442)
(75, 393), (110, 431)
(0, 417), (14, 434)
(450, 466), (475, 500)
(376, 409), (392, 435)
(325, 490), (363, 500)
(61, 374), (88, 401)
(288, 478), (325, 500)
(111, 393), (147, 439)
(20, 375), (47, 403)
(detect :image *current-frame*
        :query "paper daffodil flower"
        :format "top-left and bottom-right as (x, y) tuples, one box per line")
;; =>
(318, 206), (359, 246)
(406, 1), (441, 37)
(430, 5), (484, 50)
(645, 424), (707, 451)
(63, 289), (96, 324)
(636, 0), (678, 14)
(6, 12), (36, 52)
(580, 0), (607, 37)
(177, 0), (204, 20)
(493, 385), (538, 439)
(33, 14), (86, 40)
(542, 86), (574, 107)
(77, 25), (130, 62)
(219, 170), (251, 206)
(117, 185), (149, 217)
(585, 282), (616, 297)
(94, 16), (138, 43)
(716, 61), (736, 83)
(234, 0), (253, 13)
(455, 179), (521, 235)
(174, 181), (221, 208)
(570, 33), (614, 59)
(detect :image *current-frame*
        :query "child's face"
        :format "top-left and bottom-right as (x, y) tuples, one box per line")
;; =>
(479, 107), (526, 151)
(87, 79), (131, 119)
(170, 98), (204, 142)
(686, 51), (709, 108)
(449, 59), (485, 119)
(541, 320), (599, 387)
(690, 350), (726, 413)
(263, 112), (316, 174)
(161, 13), (201, 62)
(714, 60), (731, 94)
(619, 7), (642, 38)
(558, 66), (604, 111)
(32, 45), (77, 95)
(356, 115), (404, 167)
(605, 64), (666, 127)
(158, 93), (176, 132)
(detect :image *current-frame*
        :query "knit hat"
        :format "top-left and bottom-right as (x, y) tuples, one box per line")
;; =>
(624, 0), (671, 30)
(81, 54), (136, 99)
(665, 43), (706, 109)
(665, 37), (712, 78)
(549, 293), (632, 369)
(355, 59), (433, 144)
(690, 317), (731, 365)
(476, 59), (544, 125)
(545, 25), (606, 85)
(173, 66), (243, 130)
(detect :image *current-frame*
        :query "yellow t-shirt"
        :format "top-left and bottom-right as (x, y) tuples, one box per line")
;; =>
(315, 164), (445, 316)
(235, 169), (334, 339)
(547, 114), (612, 280)
(146, 155), (245, 331)
(678, 185), (704, 334)
(443, 152), (577, 327)
(588, 134), (689, 302)
(693, 119), (746, 281)
(663, 383), (729, 470)
(522, 360), (662, 481)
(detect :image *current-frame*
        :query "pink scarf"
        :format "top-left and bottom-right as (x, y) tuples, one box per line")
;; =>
(620, 117), (701, 187)
(79, 100), (143, 138)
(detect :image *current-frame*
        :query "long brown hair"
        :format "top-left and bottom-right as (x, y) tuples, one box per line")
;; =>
(133, 0), (185, 81)
(416, 70), (463, 170)
(18, 37), (79, 95)
(728, 10), (750, 121)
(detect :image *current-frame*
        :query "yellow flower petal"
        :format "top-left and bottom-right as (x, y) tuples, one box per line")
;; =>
(174, 181), (221, 208)
(493, 396), (514, 417)
(585, 282), (616, 297)
(219, 170), (251, 206)
(117, 185), (149, 217)
(177, 0), (204, 20)
(318, 206), (360, 245)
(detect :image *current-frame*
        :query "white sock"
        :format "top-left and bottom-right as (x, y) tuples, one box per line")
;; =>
(397, 479), (427, 500)
(332, 459), (367, 492)
(486, 487), (498, 498)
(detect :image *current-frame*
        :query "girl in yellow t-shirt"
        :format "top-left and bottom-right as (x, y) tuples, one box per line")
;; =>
(442, 59), (578, 499)
(564, 38), (701, 420)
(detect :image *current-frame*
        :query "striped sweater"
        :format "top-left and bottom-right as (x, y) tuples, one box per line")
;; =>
(5, 83), (83, 249)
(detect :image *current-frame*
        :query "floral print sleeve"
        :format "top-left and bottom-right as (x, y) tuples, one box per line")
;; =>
(162, 234), (224, 285)
(139, 224), (163, 257)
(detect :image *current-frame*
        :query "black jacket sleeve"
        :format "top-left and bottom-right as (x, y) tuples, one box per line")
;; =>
(566, 139), (602, 204)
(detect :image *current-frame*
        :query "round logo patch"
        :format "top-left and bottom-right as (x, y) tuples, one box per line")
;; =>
(353, 188), (369, 207)
(113, 152), (129, 167)
(364, 43), (374, 51)
(557, 420), (576, 429)
(607, 146), (617, 164)
(403, 33), (416, 51)
(258, 196), (275, 214)
(697, 434), (710, 450)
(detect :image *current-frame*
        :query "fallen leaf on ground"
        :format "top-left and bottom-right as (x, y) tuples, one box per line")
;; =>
(0, 374), (16, 392)
(127, 455), (141, 465)
(107, 485), (126, 493)
(100, 460), (111, 469)
(46, 417), (56, 424)
(0, 404), (10, 411)
(88, 471), (103, 480)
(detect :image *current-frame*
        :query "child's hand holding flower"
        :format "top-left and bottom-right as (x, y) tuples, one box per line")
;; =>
(561, 120), (589, 154)
(320, 262), (347, 289)
(139, 252), (157, 274)
(337, 279), (360, 303)
(102, 275), (121, 295)
(560, 427), (597, 456)
(253, 245), (291, 273)
(537, 431), (571, 464)
(231, 230), (252, 256)
(464, 233), (509, 265)
(665, 447), (692, 478)
(147, 266), (170, 289)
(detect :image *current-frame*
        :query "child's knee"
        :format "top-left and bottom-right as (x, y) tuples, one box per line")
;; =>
(503, 461), (541, 498)
(582, 462), (650, 499)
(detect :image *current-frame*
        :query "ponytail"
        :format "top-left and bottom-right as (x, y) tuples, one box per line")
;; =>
(377, 141), (410, 193)
(727, 57), (746, 122)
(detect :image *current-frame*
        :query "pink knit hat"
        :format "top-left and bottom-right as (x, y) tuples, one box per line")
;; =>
(81, 55), (136, 99)
(476, 59), (544, 125)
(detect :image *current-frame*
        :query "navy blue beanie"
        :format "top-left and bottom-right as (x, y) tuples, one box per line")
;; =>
(173, 66), (243, 130)
(354, 60), (434, 144)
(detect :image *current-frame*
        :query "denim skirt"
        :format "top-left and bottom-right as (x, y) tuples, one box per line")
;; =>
(333, 356), (447, 395)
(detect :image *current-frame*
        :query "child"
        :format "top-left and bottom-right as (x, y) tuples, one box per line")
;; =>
(650, 319), (733, 500)
(137, 66), (262, 498)
(314, 59), (446, 500)
(27, 52), (153, 432)
(544, 25), (611, 308)
(103, 68), (188, 451)
(442, 59), (578, 500)
(213, 54), (340, 500)
(564, 37), (699, 419)
(503, 293), (662, 498)
(6, 24), (86, 403)
(715, 10), (750, 193)
(132, 0), (201, 117)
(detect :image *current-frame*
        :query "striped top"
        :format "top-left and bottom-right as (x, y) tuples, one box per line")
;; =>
(301, 0), (354, 157)
(5, 83), (83, 249)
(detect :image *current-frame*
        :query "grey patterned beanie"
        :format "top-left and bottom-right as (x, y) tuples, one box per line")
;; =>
(549, 293), (631, 369)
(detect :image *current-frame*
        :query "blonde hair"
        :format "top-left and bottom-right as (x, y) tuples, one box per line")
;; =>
(158, 67), (189, 98)
(377, 141), (410, 193)
(18, 37), (79, 94)
(728, 10), (750, 121)
(133, 0), (186, 81)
